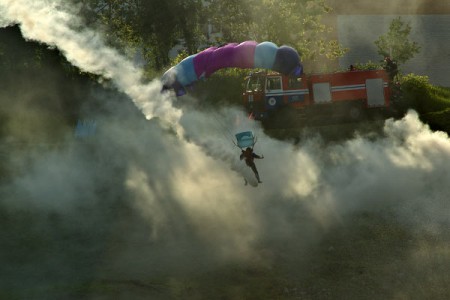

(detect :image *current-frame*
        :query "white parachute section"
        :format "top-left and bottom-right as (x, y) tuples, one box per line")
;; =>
(234, 131), (257, 150)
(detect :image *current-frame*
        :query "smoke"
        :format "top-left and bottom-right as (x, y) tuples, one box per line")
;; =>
(0, 0), (181, 127)
(0, 0), (449, 299)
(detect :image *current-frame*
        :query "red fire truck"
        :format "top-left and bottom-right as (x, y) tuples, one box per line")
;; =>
(243, 69), (392, 121)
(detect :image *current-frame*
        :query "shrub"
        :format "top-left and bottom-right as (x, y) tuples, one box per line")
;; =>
(352, 61), (383, 71)
(190, 70), (247, 107)
(400, 74), (450, 114)
(423, 109), (450, 133)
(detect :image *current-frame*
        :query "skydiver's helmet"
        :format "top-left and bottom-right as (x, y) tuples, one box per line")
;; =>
(245, 147), (252, 153)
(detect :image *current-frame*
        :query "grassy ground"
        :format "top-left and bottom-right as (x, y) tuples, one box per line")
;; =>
(3, 211), (447, 299)
(264, 119), (386, 145)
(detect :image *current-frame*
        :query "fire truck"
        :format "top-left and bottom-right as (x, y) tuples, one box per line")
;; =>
(242, 69), (393, 121)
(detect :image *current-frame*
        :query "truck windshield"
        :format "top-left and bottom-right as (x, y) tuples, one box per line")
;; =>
(246, 76), (263, 92)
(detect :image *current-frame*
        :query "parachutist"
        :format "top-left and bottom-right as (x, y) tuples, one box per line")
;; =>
(240, 147), (264, 183)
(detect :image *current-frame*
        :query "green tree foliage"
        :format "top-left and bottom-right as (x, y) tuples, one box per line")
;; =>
(205, 0), (253, 42)
(375, 17), (421, 65)
(171, 0), (206, 55)
(206, 0), (347, 71)
(76, 0), (346, 71)
(137, 0), (206, 69)
(76, 0), (141, 49)
(77, 0), (207, 70)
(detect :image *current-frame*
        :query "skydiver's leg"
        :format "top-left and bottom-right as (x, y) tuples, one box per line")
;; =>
(255, 172), (261, 183)
(250, 163), (262, 183)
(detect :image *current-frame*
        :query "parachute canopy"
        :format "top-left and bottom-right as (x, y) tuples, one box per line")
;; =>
(235, 131), (256, 149)
(162, 41), (302, 96)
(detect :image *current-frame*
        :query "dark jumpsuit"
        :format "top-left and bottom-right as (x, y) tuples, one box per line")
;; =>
(240, 148), (262, 182)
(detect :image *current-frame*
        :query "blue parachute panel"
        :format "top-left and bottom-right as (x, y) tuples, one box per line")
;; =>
(235, 131), (256, 149)
(254, 42), (277, 69)
(272, 45), (301, 75)
(174, 55), (197, 86)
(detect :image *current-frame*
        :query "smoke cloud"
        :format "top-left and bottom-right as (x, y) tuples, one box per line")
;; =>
(0, 0), (448, 299)
(0, 0), (181, 127)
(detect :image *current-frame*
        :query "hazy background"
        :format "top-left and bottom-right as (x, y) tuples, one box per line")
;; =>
(338, 14), (450, 86)
(0, 0), (449, 299)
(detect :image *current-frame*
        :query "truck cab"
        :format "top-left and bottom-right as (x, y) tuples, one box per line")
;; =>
(243, 71), (309, 119)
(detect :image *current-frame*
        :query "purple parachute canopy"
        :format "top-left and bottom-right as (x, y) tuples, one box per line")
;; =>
(162, 41), (302, 96)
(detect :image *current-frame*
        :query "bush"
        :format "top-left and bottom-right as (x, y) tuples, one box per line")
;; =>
(352, 61), (383, 71)
(399, 74), (450, 132)
(400, 74), (450, 114)
(164, 52), (250, 107)
(190, 71), (247, 107)
(423, 109), (450, 133)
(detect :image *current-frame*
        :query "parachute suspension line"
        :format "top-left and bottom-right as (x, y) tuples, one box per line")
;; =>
(219, 111), (261, 151)
(216, 112), (259, 152)
(185, 104), (260, 153)
(205, 110), (241, 152)
(210, 111), (238, 145)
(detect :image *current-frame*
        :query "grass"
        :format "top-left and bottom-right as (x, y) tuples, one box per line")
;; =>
(2, 208), (447, 300)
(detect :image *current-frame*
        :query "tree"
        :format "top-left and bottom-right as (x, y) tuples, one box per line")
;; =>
(76, 0), (344, 71)
(205, 0), (253, 42)
(75, 0), (141, 50)
(374, 17), (421, 65)
(205, 0), (347, 72)
(170, 0), (206, 55)
(76, 0), (207, 70)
